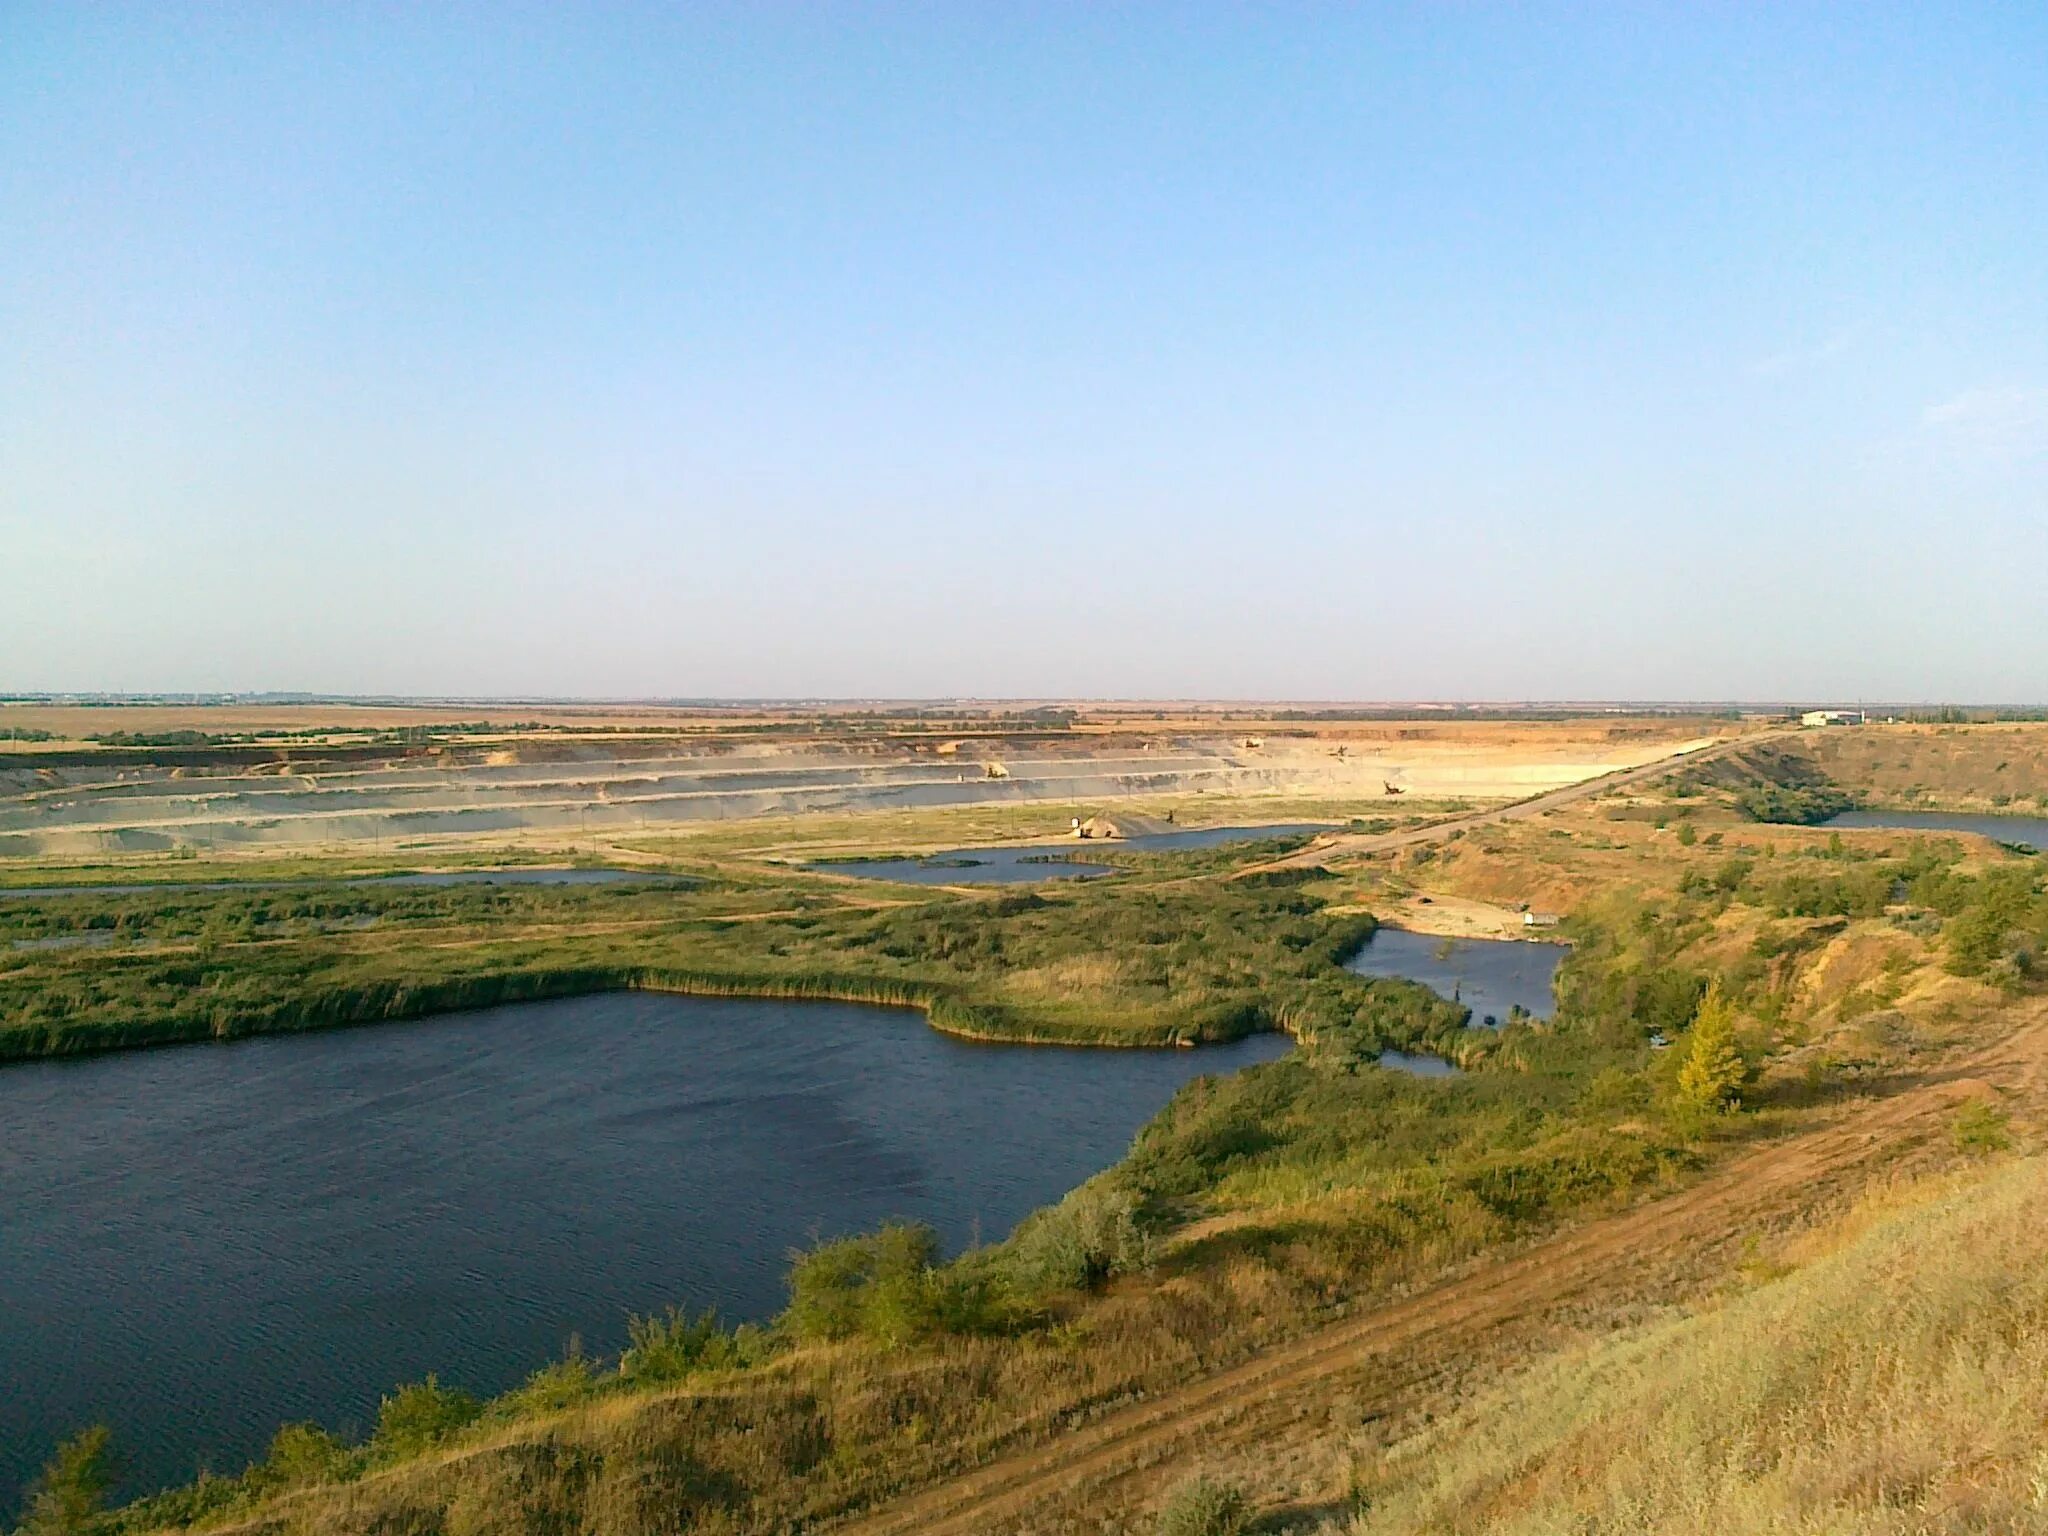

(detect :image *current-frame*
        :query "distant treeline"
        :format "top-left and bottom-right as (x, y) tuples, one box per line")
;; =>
(82, 722), (572, 748)
(1894, 707), (2048, 724)
(1268, 707), (1748, 722)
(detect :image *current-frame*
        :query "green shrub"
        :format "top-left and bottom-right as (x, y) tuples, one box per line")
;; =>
(255, 1422), (351, 1489)
(494, 1352), (599, 1417)
(14, 1425), (112, 1535)
(1003, 1183), (1155, 1296)
(1953, 1100), (2012, 1155)
(1579, 1066), (1649, 1116)
(1153, 1474), (1250, 1536)
(619, 1308), (764, 1383)
(370, 1375), (482, 1459)
(784, 1223), (966, 1346)
(1673, 980), (1746, 1122)
(785, 1233), (883, 1343)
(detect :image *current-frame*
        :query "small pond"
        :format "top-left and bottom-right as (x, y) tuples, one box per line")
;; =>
(0, 994), (1290, 1502)
(809, 847), (1117, 884)
(0, 868), (683, 900)
(808, 823), (1333, 885)
(1823, 809), (2048, 851)
(1346, 928), (1569, 1027)
(1375, 1049), (1462, 1077)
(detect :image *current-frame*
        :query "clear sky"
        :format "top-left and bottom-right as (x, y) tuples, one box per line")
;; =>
(4, 5), (2044, 702)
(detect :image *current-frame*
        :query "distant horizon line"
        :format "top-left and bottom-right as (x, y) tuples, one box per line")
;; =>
(5, 693), (2042, 713)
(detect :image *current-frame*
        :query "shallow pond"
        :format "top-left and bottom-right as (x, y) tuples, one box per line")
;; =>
(1823, 809), (2048, 851)
(0, 995), (1289, 1501)
(0, 868), (684, 901)
(1375, 1049), (1462, 1077)
(809, 823), (1332, 885)
(809, 847), (1118, 884)
(0, 868), (682, 900)
(1346, 928), (1568, 1026)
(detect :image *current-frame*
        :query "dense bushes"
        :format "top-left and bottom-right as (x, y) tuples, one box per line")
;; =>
(620, 1309), (766, 1384)
(1675, 740), (1859, 824)
(1552, 901), (1706, 1051)
(1732, 782), (1858, 825)
(784, 1224), (995, 1346)
(1000, 1183), (1155, 1296)
(1153, 1475), (1251, 1536)
(369, 1376), (482, 1460)
(249, 1423), (350, 1490)
(0, 861), (1406, 1060)
(13, 1426), (111, 1535)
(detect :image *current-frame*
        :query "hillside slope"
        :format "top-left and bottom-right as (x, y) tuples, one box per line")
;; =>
(1334, 1150), (2048, 1534)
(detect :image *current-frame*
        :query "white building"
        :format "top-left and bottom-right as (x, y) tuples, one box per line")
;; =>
(1801, 709), (1865, 727)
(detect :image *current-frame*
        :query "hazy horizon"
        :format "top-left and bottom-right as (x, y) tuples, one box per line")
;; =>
(7, 691), (2036, 714)
(6, 6), (2044, 700)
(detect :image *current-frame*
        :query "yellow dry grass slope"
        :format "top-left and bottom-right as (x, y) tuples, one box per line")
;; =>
(1339, 1153), (2048, 1535)
(1809, 723), (2048, 811)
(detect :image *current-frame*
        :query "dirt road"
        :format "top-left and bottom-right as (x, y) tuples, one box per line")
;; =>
(1246, 729), (1783, 874)
(831, 996), (2045, 1534)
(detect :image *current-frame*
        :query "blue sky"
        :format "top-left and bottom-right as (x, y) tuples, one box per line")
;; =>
(4, 4), (2044, 700)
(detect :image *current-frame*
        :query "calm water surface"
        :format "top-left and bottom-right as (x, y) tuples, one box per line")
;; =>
(1347, 928), (1568, 1026)
(812, 848), (1117, 883)
(0, 995), (1289, 1501)
(811, 823), (1332, 885)
(0, 868), (680, 900)
(1823, 809), (2048, 850)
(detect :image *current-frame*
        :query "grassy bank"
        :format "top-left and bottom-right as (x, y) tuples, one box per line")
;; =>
(1325, 1150), (2048, 1534)
(0, 839), (1493, 1063)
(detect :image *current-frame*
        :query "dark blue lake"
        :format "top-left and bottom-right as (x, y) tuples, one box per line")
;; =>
(0, 995), (1290, 1502)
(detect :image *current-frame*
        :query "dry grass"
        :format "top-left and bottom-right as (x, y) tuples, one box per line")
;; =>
(1000, 953), (1133, 1000)
(1811, 724), (2048, 811)
(1324, 1152), (2048, 1535)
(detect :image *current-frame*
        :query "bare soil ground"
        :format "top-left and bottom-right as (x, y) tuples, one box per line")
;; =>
(1343, 893), (1537, 939)
(1252, 731), (1775, 873)
(0, 716), (1743, 864)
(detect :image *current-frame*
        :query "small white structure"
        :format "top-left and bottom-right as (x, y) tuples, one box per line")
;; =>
(1523, 911), (1562, 929)
(1801, 709), (1865, 727)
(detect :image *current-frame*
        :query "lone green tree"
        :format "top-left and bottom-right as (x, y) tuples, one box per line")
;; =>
(16, 1425), (112, 1535)
(1674, 978), (1746, 1118)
